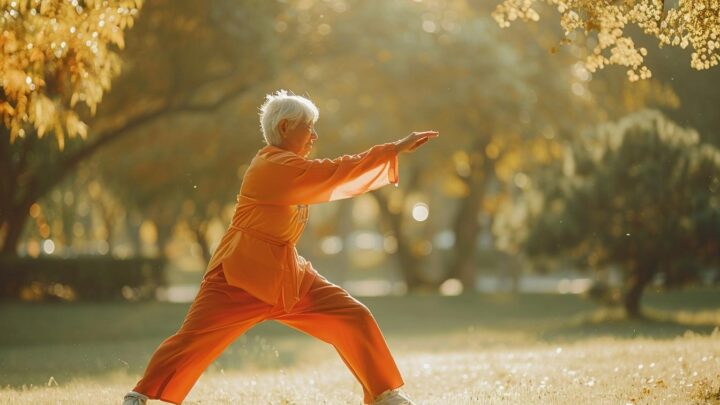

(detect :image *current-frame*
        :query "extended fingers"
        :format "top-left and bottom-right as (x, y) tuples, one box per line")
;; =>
(409, 137), (430, 151)
(399, 131), (439, 153)
(416, 130), (439, 139)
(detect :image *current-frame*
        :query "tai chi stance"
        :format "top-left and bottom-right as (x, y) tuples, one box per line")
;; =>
(122, 90), (439, 405)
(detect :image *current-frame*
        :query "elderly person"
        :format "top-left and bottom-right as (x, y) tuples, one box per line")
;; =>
(123, 90), (439, 405)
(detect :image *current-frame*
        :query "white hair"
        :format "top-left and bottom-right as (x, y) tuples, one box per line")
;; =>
(259, 90), (319, 146)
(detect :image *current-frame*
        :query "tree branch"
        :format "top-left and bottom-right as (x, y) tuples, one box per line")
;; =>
(62, 78), (261, 176)
(17, 75), (265, 219)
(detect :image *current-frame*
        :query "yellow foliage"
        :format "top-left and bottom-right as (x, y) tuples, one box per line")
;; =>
(452, 150), (471, 178)
(1, 0), (143, 148)
(483, 194), (508, 214)
(622, 79), (681, 112)
(65, 112), (88, 139)
(442, 175), (469, 198)
(493, 0), (720, 80)
(485, 142), (501, 159)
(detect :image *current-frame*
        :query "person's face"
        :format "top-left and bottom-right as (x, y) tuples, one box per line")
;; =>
(279, 119), (318, 157)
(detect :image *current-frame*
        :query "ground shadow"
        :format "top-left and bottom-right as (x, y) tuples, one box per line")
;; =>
(538, 308), (720, 341)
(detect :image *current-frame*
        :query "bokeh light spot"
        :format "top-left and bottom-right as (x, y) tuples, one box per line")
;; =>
(412, 203), (429, 222)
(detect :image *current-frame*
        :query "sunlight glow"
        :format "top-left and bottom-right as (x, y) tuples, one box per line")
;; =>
(383, 235), (398, 254)
(97, 240), (109, 255)
(29, 203), (41, 218)
(42, 239), (55, 254)
(513, 172), (530, 189)
(355, 232), (381, 250)
(320, 236), (343, 255)
(571, 82), (586, 96)
(433, 230), (455, 249)
(439, 278), (463, 296)
(412, 203), (429, 222)
(557, 278), (593, 294)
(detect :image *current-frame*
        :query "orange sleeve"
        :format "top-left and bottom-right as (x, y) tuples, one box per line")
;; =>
(247, 143), (400, 205)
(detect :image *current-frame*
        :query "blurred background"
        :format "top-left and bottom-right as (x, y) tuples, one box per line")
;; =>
(2, 0), (719, 319)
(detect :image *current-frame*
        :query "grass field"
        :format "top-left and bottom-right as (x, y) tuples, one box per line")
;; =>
(1, 289), (719, 404)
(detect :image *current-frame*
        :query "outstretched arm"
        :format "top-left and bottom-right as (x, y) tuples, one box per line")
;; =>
(286, 131), (440, 204)
(271, 142), (399, 205)
(245, 131), (439, 205)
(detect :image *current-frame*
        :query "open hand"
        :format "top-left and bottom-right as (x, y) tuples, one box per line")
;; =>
(394, 131), (440, 154)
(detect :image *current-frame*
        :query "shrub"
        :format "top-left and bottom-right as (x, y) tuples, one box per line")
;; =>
(0, 256), (166, 302)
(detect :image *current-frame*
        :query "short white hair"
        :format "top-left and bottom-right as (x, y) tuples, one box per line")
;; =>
(259, 90), (319, 146)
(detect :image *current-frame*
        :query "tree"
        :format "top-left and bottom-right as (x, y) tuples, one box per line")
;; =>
(85, 0), (290, 262)
(92, 112), (260, 262)
(0, 0), (143, 146)
(494, 110), (720, 317)
(492, 0), (720, 80)
(269, 0), (597, 290)
(0, 0), (142, 255)
(0, 0), (280, 255)
(23, 170), (123, 256)
(265, 0), (675, 291)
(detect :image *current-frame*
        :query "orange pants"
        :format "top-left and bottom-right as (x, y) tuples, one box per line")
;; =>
(132, 265), (404, 404)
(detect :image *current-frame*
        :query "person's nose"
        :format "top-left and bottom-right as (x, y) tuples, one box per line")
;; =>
(311, 131), (318, 141)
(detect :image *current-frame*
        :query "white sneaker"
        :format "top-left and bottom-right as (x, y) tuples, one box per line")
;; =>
(372, 388), (416, 405)
(122, 391), (148, 405)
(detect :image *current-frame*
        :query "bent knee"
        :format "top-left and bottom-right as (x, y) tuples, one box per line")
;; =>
(343, 301), (379, 329)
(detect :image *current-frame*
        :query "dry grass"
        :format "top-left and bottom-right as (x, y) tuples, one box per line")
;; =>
(1, 332), (718, 404)
(1, 289), (719, 404)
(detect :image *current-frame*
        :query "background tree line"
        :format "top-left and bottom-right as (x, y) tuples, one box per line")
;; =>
(2, 0), (719, 316)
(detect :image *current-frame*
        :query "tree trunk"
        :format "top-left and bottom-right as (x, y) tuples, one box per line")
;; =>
(124, 211), (143, 256)
(335, 199), (354, 285)
(155, 222), (174, 259)
(447, 140), (492, 292)
(624, 264), (655, 318)
(60, 200), (76, 253)
(375, 191), (425, 290)
(193, 222), (212, 265)
(0, 208), (30, 256)
(448, 188), (483, 290)
(372, 166), (437, 292)
(0, 127), (31, 256)
(99, 205), (116, 255)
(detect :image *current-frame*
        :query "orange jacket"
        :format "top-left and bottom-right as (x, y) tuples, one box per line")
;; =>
(206, 143), (399, 311)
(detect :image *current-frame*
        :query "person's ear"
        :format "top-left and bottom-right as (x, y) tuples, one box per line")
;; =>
(279, 119), (288, 137)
